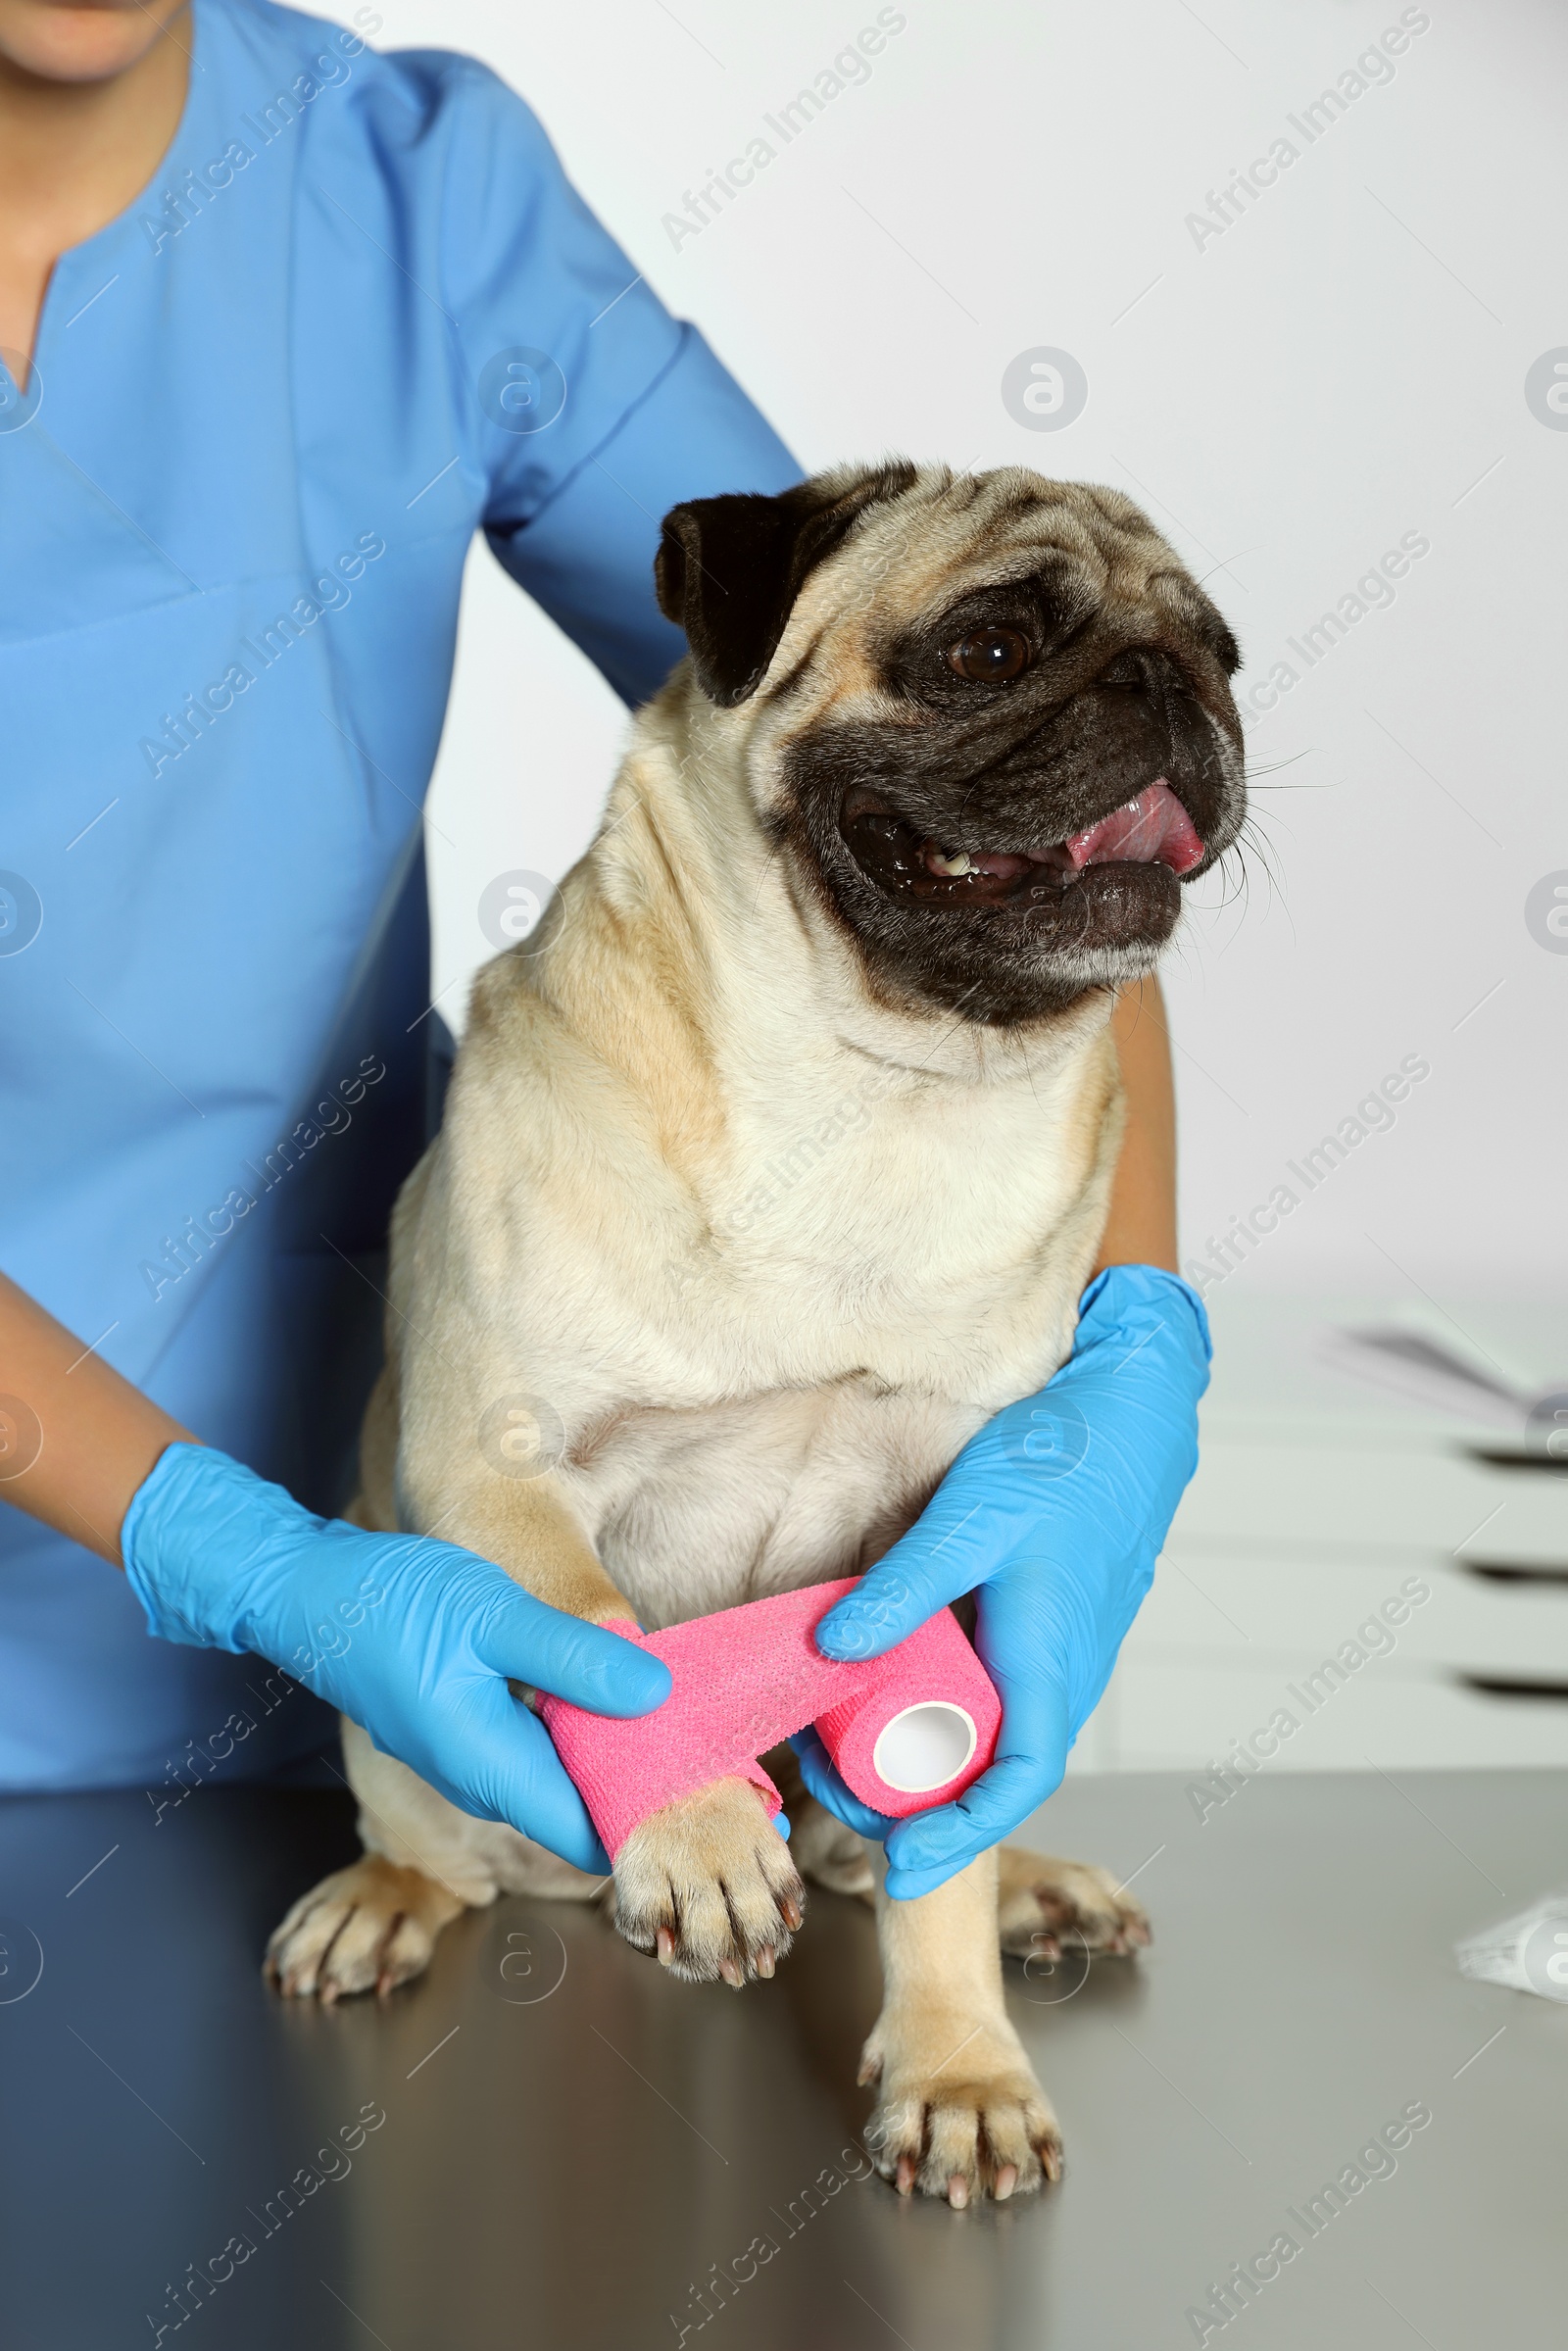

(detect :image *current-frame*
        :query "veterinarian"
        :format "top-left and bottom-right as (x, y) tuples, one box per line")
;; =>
(0, 0), (1209, 1888)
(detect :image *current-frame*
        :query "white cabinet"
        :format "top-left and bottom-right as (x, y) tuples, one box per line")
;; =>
(1073, 1296), (1568, 1775)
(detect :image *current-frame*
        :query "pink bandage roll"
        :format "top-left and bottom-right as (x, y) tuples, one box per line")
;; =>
(539, 1577), (1001, 1861)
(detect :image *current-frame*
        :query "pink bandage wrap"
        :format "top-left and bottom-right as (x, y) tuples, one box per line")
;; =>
(539, 1577), (1002, 1860)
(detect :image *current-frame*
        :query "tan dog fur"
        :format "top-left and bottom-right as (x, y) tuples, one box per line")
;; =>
(267, 465), (1244, 2204)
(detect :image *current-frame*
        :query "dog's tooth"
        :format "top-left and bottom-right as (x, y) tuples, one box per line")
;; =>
(920, 842), (973, 877)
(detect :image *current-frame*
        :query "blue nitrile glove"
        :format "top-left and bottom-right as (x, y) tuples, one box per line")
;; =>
(120, 1444), (671, 1873)
(794, 1264), (1210, 1899)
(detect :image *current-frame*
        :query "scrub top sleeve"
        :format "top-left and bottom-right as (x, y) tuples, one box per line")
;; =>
(492, 325), (802, 708)
(429, 58), (800, 708)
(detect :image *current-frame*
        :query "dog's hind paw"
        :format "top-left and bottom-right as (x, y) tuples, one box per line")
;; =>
(996, 1846), (1151, 1961)
(612, 1776), (805, 1986)
(265, 1856), (465, 2003)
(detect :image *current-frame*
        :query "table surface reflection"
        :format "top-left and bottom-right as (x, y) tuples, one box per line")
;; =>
(2, 1767), (1562, 2349)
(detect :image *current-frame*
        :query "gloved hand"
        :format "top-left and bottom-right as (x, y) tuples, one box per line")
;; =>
(120, 1443), (671, 1873)
(794, 1263), (1210, 1899)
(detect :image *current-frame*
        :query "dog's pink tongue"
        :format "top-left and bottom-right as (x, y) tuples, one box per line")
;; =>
(1065, 780), (1204, 875)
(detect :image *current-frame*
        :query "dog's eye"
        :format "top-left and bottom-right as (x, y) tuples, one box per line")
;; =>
(945, 626), (1032, 683)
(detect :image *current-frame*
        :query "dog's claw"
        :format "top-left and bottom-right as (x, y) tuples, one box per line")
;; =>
(896, 2155), (917, 2197)
(780, 1893), (803, 1932)
(947, 2174), (968, 2210)
(756, 1943), (775, 1980)
(994, 2163), (1018, 2201)
(719, 1956), (743, 1987)
(656, 1926), (675, 1967)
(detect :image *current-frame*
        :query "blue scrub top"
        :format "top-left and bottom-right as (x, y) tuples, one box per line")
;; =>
(0, 0), (798, 1790)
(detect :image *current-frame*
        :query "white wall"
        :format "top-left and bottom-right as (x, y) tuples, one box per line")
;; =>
(324, 0), (1568, 1307)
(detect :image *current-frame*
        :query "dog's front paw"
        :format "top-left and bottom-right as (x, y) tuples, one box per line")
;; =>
(860, 2008), (1061, 2205)
(997, 1846), (1151, 1961)
(612, 1777), (805, 1986)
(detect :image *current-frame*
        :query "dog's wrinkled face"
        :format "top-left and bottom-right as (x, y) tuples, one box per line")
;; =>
(656, 463), (1246, 1025)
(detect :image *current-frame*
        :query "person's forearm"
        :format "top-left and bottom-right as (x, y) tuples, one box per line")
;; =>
(2, 1270), (669, 1866)
(1094, 975), (1178, 1275)
(0, 1272), (188, 1564)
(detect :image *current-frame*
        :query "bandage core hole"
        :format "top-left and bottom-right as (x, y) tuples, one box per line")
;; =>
(872, 1701), (977, 1794)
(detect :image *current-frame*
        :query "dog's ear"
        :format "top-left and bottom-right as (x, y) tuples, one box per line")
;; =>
(655, 464), (917, 708)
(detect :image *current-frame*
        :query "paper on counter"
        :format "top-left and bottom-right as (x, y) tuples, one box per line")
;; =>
(1455, 1896), (1568, 2003)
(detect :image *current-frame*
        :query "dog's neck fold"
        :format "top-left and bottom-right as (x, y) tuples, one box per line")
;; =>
(582, 687), (1116, 1102)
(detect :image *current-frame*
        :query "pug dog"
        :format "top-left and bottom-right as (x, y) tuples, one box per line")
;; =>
(267, 462), (1245, 2206)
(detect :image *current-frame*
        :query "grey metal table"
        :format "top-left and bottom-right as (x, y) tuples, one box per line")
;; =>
(2, 1768), (1561, 2349)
